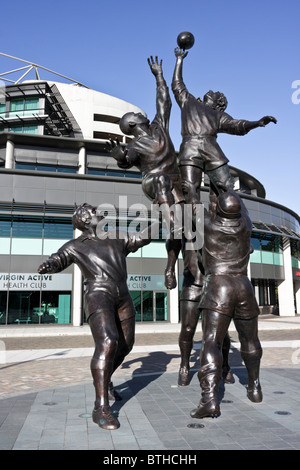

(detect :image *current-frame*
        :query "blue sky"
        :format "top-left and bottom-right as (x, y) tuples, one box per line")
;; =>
(0, 0), (299, 215)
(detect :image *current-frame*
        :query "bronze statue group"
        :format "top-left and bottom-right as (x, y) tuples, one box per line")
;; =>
(38, 46), (276, 430)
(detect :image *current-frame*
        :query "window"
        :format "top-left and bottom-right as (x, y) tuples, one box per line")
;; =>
(12, 216), (43, 238)
(9, 124), (38, 134)
(9, 97), (39, 118)
(87, 168), (141, 179)
(94, 114), (120, 124)
(93, 131), (124, 140)
(0, 103), (5, 116)
(250, 232), (283, 266)
(44, 218), (73, 239)
(5, 291), (71, 325)
(0, 216), (11, 237)
(0, 214), (73, 241)
(291, 239), (300, 268)
(15, 163), (77, 173)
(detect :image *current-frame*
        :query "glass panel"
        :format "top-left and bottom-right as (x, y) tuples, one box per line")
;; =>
(130, 291), (141, 322)
(12, 216), (43, 238)
(0, 216), (11, 237)
(250, 237), (261, 250)
(261, 239), (273, 252)
(24, 98), (39, 111)
(261, 251), (274, 264)
(44, 218), (73, 239)
(273, 253), (283, 266)
(10, 99), (23, 117)
(155, 292), (167, 321)
(9, 126), (22, 133)
(57, 167), (77, 173)
(6, 291), (71, 325)
(39, 292), (71, 324)
(142, 291), (153, 321)
(87, 169), (106, 176)
(250, 250), (261, 263)
(11, 238), (43, 255)
(0, 292), (7, 324)
(23, 125), (38, 134)
(142, 243), (167, 258)
(7, 291), (40, 324)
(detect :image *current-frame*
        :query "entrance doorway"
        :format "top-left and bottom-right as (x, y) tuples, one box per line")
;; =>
(130, 290), (168, 322)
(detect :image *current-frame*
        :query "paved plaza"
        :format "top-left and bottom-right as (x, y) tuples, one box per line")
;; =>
(0, 315), (299, 451)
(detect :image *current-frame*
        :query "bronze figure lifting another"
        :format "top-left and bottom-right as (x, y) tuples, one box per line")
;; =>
(190, 191), (263, 419)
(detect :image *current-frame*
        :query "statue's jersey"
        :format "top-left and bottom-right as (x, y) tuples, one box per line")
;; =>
(202, 210), (253, 276)
(172, 79), (250, 171)
(47, 232), (146, 285)
(126, 117), (178, 177)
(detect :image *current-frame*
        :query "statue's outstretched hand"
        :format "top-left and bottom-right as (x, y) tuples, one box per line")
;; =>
(38, 260), (55, 274)
(147, 56), (162, 76)
(258, 116), (277, 127)
(106, 138), (125, 162)
(174, 47), (188, 59)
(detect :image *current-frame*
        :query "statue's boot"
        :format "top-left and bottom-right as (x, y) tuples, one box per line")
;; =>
(91, 368), (120, 429)
(178, 340), (193, 386)
(190, 366), (221, 419)
(178, 366), (190, 386)
(241, 349), (263, 403)
(92, 405), (120, 430)
(222, 365), (235, 384)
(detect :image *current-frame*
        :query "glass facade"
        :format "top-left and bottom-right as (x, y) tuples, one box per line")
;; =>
(130, 290), (168, 322)
(87, 168), (141, 179)
(250, 232), (283, 265)
(9, 124), (39, 134)
(15, 163), (77, 173)
(9, 98), (40, 118)
(0, 214), (73, 325)
(252, 279), (278, 309)
(291, 239), (300, 268)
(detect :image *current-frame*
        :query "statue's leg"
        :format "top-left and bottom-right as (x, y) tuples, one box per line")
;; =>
(178, 299), (200, 385)
(88, 308), (120, 430)
(234, 316), (263, 402)
(109, 314), (135, 401)
(165, 238), (182, 289)
(206, 164), (234, 194)
(179, 165), (202, 243)
(190, 309), (231, 419)
(222, 331), (235, 384)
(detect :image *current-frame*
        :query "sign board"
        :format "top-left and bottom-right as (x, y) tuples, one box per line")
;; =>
(0, 273), (166, 292)
(0, 273), (72, 291)
(127, 274), (166, 291)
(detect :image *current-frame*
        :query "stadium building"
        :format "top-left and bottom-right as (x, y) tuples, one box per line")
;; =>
(0, 54), (299, 327)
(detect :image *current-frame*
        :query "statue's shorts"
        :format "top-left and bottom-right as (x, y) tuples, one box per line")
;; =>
(178, 135), (229, 172)
(199, 274), (260, 320)
(84, 281), (136, 322)
(180, 284), (203, 303)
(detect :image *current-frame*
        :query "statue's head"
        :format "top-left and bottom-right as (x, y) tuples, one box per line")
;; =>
(119, 112), (150, 135)
(203, 90), (228, 111)
(216, 191), (241, 219)
(72, 203), (99, 231)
